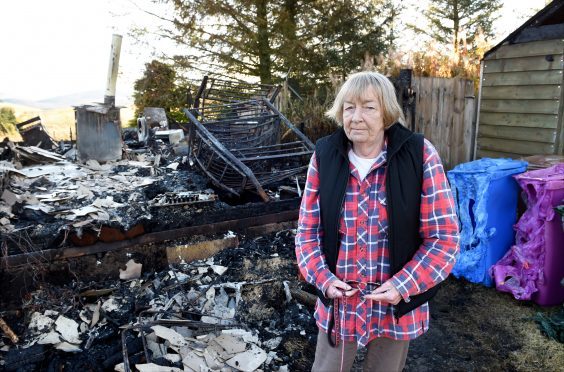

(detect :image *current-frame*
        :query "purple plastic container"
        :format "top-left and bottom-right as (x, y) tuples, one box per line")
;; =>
(531, 170), (564, 306)
(492, 163), (564, 306)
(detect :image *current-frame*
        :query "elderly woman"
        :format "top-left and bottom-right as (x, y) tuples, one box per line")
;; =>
(295, 71), (460, 372)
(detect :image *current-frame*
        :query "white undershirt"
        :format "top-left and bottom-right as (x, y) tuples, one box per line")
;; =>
(348, 149), (379, 181)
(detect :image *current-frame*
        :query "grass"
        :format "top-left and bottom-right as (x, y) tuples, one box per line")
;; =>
(0, 103), (136, 142)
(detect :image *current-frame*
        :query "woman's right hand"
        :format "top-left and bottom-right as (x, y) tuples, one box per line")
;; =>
(325, 280), (359, 299)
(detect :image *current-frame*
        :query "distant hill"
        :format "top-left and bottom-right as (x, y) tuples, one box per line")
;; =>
(0, 100), (136, 141)
(0, 90), (131, 109)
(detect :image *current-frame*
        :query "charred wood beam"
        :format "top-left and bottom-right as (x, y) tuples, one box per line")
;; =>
(15, 116), (41, 129)
(1, 209), (298, 268)
(289, 288), (317, 307)
(194, 75), (209, 109)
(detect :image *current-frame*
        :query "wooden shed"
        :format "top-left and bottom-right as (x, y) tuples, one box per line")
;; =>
(476, 0), (564, 158)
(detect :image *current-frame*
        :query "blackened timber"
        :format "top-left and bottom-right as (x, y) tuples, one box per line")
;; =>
(1, 209), (298, 268)
(15, 116), (41, 129)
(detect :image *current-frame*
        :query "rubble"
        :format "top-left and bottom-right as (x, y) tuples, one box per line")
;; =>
(0, 229), (316, 371)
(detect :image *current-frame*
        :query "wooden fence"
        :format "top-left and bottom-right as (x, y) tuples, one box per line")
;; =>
(404, 76), (476, 170)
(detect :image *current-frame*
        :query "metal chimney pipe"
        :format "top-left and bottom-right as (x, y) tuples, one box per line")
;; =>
(104, 34), (122, 106)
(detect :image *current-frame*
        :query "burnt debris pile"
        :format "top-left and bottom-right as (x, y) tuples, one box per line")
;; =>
(0, 230), (317, 371)
(0, 73), (317, 371)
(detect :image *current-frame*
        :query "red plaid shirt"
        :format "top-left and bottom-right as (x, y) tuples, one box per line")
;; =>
(295, 138), (459, 346)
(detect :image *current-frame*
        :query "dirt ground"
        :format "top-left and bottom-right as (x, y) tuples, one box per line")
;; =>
(403, 279), (563, 371)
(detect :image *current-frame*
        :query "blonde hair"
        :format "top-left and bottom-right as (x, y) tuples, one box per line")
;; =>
(326, 71), (405, 129)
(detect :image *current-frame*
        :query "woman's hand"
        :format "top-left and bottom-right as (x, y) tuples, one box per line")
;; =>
(325, 280), (359, 299)
(363, 280), (402, 305)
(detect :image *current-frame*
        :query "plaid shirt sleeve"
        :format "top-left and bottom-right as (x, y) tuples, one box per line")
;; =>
(390, 139), (460, 301)
(295, 153), (338, 295)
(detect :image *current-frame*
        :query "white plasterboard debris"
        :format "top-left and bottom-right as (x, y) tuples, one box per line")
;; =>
(173, 271), (189, 283)
(147, 339), (167, 359)
(73, 219), (94, 228)
(221, 329), (259, 345)
(0, 217), (10, 225)
(37, 330), (62, 344)
(20, 145), (65, 161)
(76, 185), (94, 199)
(211, 265), (228, 276)
(263, 337), (282, 350)
(135, 178), (156, 187)
(283, 281), (292, 303)
(92, 196), (124, 209)
(84, 159), (112, 171)
(102, 297), (120, 313)
(225, 344), (267, 372)
(224, 231), (236, 239)
(213, 334), (247, 354)
(182, 350), (207, 372)
(206, 340), (229, 360)
(136, 363), (183, 372)
(126, 160), (152, 168)
(172, 327), (193, 339)
(151, 325), (188, 347)
(201, 316), (220, 324)
(300, 330), (306, 336)
(166, 162), (179, 170)
(114, 362), (125, 372)
(1, 190), (18, 206)
(66, 206), (100, 217)
(95, 210), (111, 221)
(44, 310), (59, 317)
(79, 310), (90, 324)
(28, 312), (55, 333)
(55, 341), (82, 352)
(91, 301), (101, 328)
(278, 365), (289, 372)
(163, 353), (182, 363)
(168, 129), (185, 144)
(55, 315), (81, 344)
(0, 205), (13, 217)
(23, 204), (53, 214)
(145, 332), (158, 342)
(119, 259), (143, 280)
(203, 348), (223, 370)
(109, 174), (128, 183)
(0, 162), (23, 176)
(215, 287), (229, 307)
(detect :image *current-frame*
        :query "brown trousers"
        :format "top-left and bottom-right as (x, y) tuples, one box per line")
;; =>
(311, 331), (409, 372)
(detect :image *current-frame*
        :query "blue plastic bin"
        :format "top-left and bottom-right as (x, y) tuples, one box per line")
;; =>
(447, 158), (528, 286)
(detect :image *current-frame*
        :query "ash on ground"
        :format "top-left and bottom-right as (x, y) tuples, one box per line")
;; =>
(0, 230), (317, 371)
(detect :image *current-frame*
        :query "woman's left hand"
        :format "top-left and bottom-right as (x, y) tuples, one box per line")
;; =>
(363, 280), (402, 305)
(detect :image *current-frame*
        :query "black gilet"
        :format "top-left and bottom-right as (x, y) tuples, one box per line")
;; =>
(314, 123), (439, 319)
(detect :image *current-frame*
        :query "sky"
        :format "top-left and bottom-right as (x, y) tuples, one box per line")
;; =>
(0, 0), (549, 105)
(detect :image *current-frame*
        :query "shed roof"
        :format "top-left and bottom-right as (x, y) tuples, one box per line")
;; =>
(484, 0), (564, 59)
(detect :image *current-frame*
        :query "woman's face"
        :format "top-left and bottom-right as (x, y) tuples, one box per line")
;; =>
(342, 87), (384, 146)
